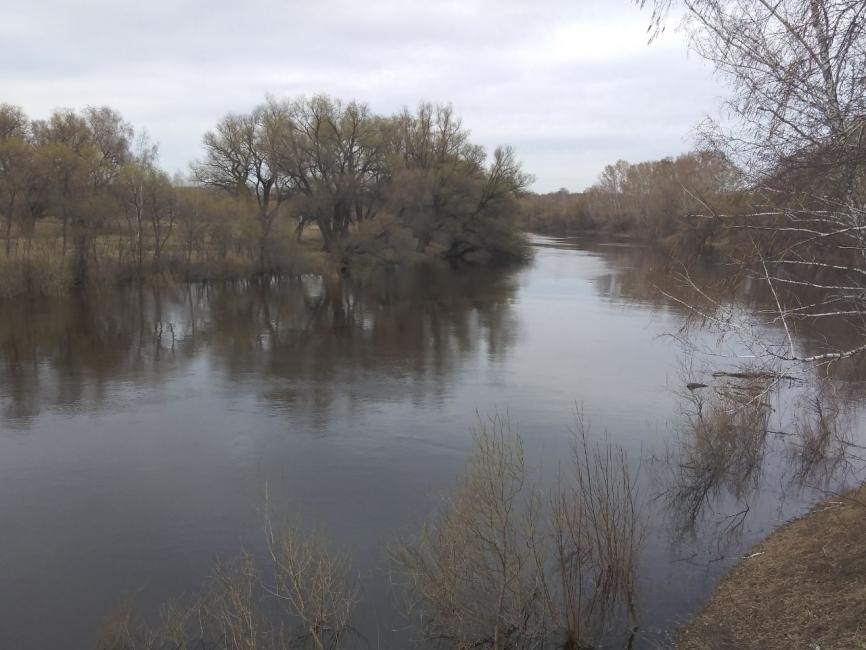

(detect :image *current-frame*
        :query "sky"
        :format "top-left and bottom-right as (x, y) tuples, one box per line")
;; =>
(0, 0), (727, 192)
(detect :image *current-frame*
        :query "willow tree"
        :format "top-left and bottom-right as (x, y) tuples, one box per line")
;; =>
(386, 103), (484, 253)
(386, 103), (532, 262)
(269, 95), (390, 249)
(195, 96), (531, 265)
(194, 103), (292, 273)
(0, 105), (31, 255)
(29, 107), (132, 284)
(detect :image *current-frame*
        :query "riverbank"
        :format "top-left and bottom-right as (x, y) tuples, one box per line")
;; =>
(677, 483), (866, 649)
(0, 222), (531, 299)
(0, 226), (328, 299)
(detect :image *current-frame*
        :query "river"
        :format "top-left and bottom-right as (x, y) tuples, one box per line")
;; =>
(0, 235), (862, 648)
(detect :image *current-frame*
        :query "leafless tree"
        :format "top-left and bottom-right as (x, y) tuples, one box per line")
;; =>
(194, 104), (293, 273)
(636, 0), (866, 383)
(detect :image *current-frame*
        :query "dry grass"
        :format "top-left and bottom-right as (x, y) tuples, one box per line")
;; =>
(0, 223), (329, 299)
(677, 483), (866, 650)
(0, 241), (75, 298)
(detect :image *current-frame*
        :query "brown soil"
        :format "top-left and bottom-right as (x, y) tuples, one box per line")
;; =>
(678, 484), (866, 650)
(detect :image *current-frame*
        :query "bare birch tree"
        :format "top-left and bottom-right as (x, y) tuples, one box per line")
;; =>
(637, 0), (866, 373)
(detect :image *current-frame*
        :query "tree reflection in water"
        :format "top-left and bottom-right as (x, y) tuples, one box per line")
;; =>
(547, 238), (866, 560)
(0, 265), (521, 428)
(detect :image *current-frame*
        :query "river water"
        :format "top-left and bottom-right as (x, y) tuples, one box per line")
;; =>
(0, 235), (862, 648)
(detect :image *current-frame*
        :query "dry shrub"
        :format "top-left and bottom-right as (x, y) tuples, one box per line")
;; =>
(265, 520), (359, 650)
(200, 553), (268, 650)
(97, 595), (199, 650)
(391, 416), (544, 648)
(0, 255), (74, 298)
(543, 412), (642, 647)
(665, 371), (774, 540)
(97, 414), (644, 650)
(96, 597), (149, 650)
(97, 526), (358, 650)
(788, 393), (858, 488)
(391, 412), (644, 650)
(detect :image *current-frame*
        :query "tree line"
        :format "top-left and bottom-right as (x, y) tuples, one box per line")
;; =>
(518, 150), (742, 249)
(0, 97), (532, 297)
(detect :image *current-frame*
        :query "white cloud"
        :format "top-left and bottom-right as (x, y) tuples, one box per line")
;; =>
(1, 0), (724, 191)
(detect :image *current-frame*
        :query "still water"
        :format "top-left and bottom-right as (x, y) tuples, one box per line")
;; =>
(0, 236), (862, 648)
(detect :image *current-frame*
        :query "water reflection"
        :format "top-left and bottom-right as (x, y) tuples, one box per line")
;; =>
(577, 237), (866, 388)
(575, 235), (866, 502)
(661, 374), (774, 545)
(553, 237), (865, 608)
(0, 266), (520, 428)
(1, 236), (865, 649)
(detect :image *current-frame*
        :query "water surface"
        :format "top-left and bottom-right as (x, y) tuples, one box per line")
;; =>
(0, 236), (862, 647)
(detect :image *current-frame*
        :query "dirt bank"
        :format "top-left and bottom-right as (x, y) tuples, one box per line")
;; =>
(678, 484), (866, 650)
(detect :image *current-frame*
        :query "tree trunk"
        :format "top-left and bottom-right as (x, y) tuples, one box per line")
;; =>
(73, 231), (90, 288)
(5, 195), (16, 257)
(61, 212), (68, 257)
(318, 216), (335, 252)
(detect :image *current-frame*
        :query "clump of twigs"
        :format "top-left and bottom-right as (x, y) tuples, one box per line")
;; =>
(97, 523), (359, 650)
(786, 390), (865, 492)
(265, 519), (358, 650)
(391, 411), (645, 649)
(544, 411), (643, 648)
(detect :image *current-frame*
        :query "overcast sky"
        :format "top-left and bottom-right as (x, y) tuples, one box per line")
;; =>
(1, 0), (727, 192)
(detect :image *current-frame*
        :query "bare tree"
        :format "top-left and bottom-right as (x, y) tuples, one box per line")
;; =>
(145, 169), (176, 267)
(635, 0), (866, 379)
(0, 105), (38, 257)
(119, 136), (159, 272)
(194, 104), (292, 273)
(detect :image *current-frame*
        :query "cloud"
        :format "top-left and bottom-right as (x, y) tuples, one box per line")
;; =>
(1, 0), (724, 191)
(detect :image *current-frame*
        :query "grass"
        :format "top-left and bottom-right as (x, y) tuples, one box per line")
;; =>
(677, 482), (866, 650)
(0, 223), (331, 299)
